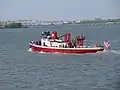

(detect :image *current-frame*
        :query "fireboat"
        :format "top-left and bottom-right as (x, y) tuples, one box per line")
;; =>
(29, 31), (105, 54)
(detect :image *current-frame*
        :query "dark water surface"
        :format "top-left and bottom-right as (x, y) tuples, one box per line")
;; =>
(0, 24), (120, 90)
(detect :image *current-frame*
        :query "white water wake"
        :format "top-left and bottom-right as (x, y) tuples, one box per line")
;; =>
(28, 48), (46, 54)
(109, 50), (120, 55)
(28, 48), (32, 52)
(104, 49), (120, 55)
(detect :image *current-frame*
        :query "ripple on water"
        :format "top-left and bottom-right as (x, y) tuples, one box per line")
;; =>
(0, 25), (120, 90)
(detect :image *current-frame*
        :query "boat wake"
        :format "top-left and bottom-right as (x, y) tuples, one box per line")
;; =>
(103, 49), (120, 55)
(28, 48), (32, 52)
(28, 48), (46, 54)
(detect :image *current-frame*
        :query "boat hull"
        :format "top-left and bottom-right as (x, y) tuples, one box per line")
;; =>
(29, 44), (104, 54)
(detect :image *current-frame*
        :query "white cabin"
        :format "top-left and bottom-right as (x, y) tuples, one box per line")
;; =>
(41, 38), (67, 48)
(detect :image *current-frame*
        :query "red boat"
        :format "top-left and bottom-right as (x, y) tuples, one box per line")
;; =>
(29, 31), (105, 54)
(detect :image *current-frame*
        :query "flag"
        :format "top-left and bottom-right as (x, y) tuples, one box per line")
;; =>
(104, 40), (110, 49)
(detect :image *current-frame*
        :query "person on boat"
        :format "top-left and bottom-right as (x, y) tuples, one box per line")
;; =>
(30, 41), (35, 44)
(47, 31), (50, 36)
(80, 34), (85, 40)
(41, 31), (50, 38)
(35, 41), (39, 45)
(71, 41), (75, 48)
(39, 40), (41, 45)
(87, 44), (91, 48)
(71, 39), (76, 48)
(41, 32), (44, 35)
(68, 41), (72, 48)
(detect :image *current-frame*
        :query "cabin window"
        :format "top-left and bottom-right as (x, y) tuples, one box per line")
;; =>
(59, 45), (62, 47)
(65, 45), (67, 48)
(43, 42), (45, 46)
(36, 41), (39, 45)
(39, 41), (41, 45)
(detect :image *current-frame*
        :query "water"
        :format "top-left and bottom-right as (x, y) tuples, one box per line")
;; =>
(0, 24), (120, 90)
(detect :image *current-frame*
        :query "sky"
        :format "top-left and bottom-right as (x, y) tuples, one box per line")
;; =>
(0, 0), (120, 20)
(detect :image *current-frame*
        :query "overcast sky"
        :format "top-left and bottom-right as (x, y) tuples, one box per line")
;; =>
(0, 0), (120, 20)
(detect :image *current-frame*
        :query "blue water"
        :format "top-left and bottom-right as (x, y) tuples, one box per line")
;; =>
(0, 24), (120, 90)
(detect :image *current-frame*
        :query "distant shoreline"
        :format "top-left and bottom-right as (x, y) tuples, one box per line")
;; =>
(0, 22), (29, 29)
(1, 19), (120, 26)
(0, 19), (120, 28)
